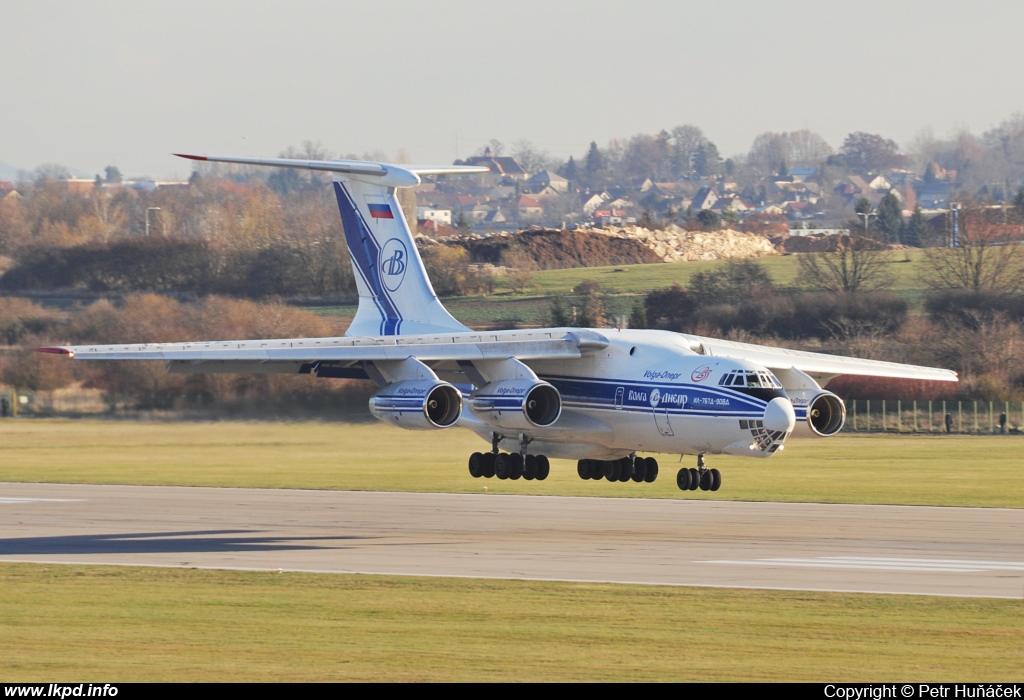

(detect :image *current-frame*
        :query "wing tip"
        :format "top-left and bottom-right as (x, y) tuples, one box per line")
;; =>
(173, 153), (207, 161)
(34, 346), (74, 358)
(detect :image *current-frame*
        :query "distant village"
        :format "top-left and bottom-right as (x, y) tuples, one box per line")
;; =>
(4, 120), (1024, 248)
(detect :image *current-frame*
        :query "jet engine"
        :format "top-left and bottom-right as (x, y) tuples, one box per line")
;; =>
(469, 380), (562, 431)
(788, 390), (846, 437)
(369, 380), (462, 430)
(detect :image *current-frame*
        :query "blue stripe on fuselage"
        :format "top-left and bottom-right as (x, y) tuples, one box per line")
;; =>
(540, 375), (768, 416)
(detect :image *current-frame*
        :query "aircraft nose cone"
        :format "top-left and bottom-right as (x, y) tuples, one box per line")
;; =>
(764, 397), (796, 435)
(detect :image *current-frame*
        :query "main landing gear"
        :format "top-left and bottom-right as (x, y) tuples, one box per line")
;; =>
(576, 455), (659, 484)
(676, 454), (721, 492)
(468, 433), (551, 481)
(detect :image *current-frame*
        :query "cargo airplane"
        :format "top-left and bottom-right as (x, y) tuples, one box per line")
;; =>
(38, 154), (957, 492)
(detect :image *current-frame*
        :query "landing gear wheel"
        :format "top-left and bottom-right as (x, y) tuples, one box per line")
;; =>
(617, 457), (632, 482)
(699, 470), (712, 491)
(509, 453), (524, 480)
(676, 467), (691, 491)
(536, 455), (550, 481)
(469, 452), (483, 478)
(495, 453), (510, 480)
(577, 459), (591, 480)
(687, 468), (699, 491)
(710, 468), (722, 492)
(482, 452), (496, 478)
(590, 460), (604, 481)
(644, 457), (659, 483)
(603, 460), (619, 481)
(631, 457), (647, 483)
(523, 455), (538, 480)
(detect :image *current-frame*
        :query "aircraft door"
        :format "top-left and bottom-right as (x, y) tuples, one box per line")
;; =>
(654, 409), (674, 436)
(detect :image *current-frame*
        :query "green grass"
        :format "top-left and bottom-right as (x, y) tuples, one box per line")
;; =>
(305, 249), (934, 325)
(2, 564), (1022, 681)
(2, 419), (1022, 507)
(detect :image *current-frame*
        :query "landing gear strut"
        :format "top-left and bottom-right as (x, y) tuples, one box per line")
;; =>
(468, 433), (549, 481)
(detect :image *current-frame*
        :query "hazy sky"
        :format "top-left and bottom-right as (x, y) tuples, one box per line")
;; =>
(3, 0), (1024, 179)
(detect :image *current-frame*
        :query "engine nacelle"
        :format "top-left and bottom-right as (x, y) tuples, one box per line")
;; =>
(369, 380), (462, 430)
(788, 390), (846, 438)
(469, 380), (562, 431)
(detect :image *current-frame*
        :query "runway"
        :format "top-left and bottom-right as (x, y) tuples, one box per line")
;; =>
(2, 482), (1023, 598)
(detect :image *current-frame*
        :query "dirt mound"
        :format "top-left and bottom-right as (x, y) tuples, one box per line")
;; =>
(449, 229), (662, 270)
(778, 233), (891, 253)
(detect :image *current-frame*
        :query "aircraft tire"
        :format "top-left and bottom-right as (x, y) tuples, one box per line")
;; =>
(590, 461), (604, 481)
(617, 458), (632, 482)
(482, 453), (496, 478)
(469, 452), (483, 478)
(631, 458), (647, 483)
(536, 455), (550, 480)
(676, 468), (691, 491)
(604, 460), (619, 481)
(699, 470), (712, 491)
(509, 453), (524, 480)
(523, 455), (538, 480)
(710, 468), (722, 492)
(688, 468), (700, 490)
(495, 453), (510, 480)
(644, 457), (659, 483)
(577, 459), (591, 480)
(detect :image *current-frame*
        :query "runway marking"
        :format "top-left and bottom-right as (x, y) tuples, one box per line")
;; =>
(700, 556), (1024, 573)
(0, 497), (82, 504)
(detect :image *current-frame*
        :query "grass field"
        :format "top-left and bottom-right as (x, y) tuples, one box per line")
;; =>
(2, 419), (1021, 507)
(2, 564), (1022, 682)
(3, 418), (1022, 681)
(307, 249), (934, 325)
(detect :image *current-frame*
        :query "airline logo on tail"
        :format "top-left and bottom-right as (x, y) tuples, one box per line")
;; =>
(380, 238), (408, 291)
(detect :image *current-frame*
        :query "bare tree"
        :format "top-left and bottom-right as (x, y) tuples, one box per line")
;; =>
(797, 235), (894, 293)
(919, 205), (1024, 295)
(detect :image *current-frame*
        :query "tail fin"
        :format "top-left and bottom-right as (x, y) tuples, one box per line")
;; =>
(174, 154), (486, 336)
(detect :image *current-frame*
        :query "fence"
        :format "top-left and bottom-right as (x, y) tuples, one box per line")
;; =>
(844, 399), (1024, 434)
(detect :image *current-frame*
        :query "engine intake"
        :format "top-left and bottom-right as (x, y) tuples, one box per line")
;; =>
(789, 390), (846, 438)
(369, 380), (462, 430)
(469, 380), (562, 430)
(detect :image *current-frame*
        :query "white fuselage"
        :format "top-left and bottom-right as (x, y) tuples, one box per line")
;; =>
(454, 329), (796, 461)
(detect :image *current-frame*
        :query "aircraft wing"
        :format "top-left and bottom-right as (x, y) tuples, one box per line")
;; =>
(36, 329), (609, 375)
(680, 333), (957, 383)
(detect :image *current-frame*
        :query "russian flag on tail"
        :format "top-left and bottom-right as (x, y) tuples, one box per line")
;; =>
(368, 203), (395, 219)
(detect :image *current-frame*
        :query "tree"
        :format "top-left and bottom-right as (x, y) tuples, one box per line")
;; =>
(797, 236), (894, 293)
(695, 209), (720, 230)
(689, 259), (775, 307)
(692, 142), (722, 177)
(583, 141), (606, 189)
(839, 132), (909, 172)
(511, 140), (552, 175)
(903, 206), (927, 247)
(104, 166), (122, 184)
(500, 247), (535, 293)
(876, 191), (903, 243)
(919, 205), (1024, 296)
(628, 298), (648, 329)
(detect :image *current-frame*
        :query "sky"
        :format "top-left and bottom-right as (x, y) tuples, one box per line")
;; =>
(3, 0), (1024, 180)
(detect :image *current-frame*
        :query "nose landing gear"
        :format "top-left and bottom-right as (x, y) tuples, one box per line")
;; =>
(677, 454), (721, 492)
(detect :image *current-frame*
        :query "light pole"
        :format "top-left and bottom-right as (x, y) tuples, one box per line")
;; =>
(145, 207), (161, 236)
(856, 209), (877, 238)
(949, 201), (960, 248)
